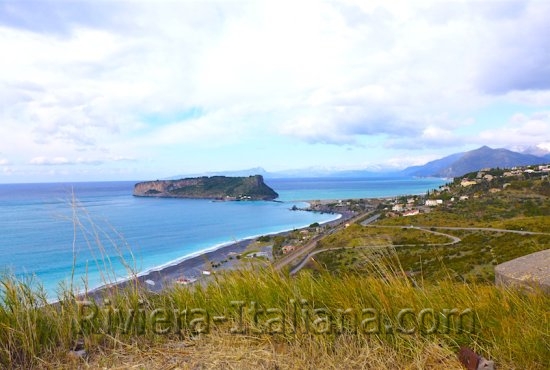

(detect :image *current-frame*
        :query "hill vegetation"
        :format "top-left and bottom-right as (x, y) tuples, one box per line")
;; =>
(309, 167), (550, 284)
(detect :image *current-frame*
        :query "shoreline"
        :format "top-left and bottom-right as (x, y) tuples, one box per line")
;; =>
(84, 209), (344, 300)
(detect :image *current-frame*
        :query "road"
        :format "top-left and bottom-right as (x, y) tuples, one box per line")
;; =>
(280, 222), (549, 276)
(288, 226), (461, 275)
(407, 225), (550, 236)
(272, 211), (376, 272)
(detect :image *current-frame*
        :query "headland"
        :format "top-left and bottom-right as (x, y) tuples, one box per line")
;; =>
(133, 175), (279, 201)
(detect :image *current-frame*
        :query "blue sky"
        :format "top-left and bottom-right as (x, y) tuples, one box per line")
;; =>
(1, 0), (550, 183)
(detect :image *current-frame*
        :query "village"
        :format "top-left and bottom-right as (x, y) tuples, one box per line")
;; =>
(385, 164), (550, 218)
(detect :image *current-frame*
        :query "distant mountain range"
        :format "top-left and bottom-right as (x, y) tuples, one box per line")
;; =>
(170, 146), (550, 180)
(401, 146), (550, 178)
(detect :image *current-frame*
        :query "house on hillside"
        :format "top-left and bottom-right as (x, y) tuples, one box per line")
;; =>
(461, 180), (477, 187)
(425, 199), (443, 207)
(392, 204), (404, 212)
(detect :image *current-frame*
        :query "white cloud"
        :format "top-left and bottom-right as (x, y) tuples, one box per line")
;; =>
(475, 1), (550, 93)
(1, 1), (550, 180)
(477, 112), (550, 148)
(29, 157), (71, 165)
(29, 156), (106, 166)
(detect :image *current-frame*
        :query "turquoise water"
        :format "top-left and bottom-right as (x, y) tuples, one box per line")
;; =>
(269, 177), (447, 201)
(0, 177), (445, 298)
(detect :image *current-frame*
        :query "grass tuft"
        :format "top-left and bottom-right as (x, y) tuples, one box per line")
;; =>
(0, 267), (548, 369)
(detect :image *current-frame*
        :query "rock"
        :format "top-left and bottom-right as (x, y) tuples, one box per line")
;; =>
(495, 249), (550, 293)
(68, 338), (87, 359)
(458, 347), (494, 370)
(68, 349), (87, 359)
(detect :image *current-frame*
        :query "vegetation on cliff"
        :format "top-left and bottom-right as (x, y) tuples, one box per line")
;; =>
(133, 175), (279, 200)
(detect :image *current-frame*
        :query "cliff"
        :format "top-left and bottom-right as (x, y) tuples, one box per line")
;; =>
(133, 175), (279, 201)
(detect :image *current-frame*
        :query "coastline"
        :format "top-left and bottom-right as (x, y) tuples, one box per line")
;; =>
(84, 209), (344, 300)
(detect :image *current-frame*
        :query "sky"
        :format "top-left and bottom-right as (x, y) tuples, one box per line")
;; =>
(1, 0), (550, 183)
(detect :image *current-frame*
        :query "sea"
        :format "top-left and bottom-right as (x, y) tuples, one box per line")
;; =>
(0, 177), (446, 299)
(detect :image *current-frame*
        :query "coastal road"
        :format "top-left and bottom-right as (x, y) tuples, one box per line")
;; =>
(288, 226), (462, 275)
(405, 225), (550, 236)
(287, 224), (549, 275)
(272, 211), (377, 272)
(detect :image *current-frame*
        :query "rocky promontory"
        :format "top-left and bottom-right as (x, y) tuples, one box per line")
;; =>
(133, 175), (279, 201)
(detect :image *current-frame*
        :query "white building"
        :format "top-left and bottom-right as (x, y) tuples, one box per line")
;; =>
(392, 204), (404, 212)
(425, 199), (442, 207)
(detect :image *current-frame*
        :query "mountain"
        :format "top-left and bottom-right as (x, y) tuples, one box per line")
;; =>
(400, 152), (465, 177)
(169, 166), (389, 179)
(402, 146), (548, 178)
(134, 175), (279, 201)
(166, 146), (550, 180)
(269, 167), (394, 178)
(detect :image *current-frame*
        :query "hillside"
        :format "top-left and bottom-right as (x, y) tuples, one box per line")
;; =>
(402, 146), (547, 177)
(133, 175), (279, 200)
(308, 166), (550, 285)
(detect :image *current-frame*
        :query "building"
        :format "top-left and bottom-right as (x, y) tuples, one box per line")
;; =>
(403, 209), (419, 217)
(425, 199), (442, 207)
(392, 204), (404, 212)
(461, 180), (477, 187)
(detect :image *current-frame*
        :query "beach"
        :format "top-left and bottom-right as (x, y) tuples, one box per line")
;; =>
(85, 206), (350, 300)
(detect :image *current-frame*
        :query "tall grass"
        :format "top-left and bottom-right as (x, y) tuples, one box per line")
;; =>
(0, 264), (548, 368)
(67, 192), (140, 297)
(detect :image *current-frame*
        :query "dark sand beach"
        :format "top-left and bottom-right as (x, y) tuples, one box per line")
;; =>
(84, 207), (349, 301)
(84, 238), (255, 300)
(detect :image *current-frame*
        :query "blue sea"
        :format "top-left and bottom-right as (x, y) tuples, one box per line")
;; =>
(0, 177), (445, 298)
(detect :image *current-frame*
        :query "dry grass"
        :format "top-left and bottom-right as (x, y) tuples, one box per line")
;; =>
(46, 333), (464, 369)
(1, 267), (548, 369)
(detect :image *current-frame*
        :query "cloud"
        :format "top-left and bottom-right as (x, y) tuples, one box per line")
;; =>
(29, 156), (104, 166)
(477, 112), (550, 148)
(30, 157), (70, 165)
(28, 155), (136, 166)
(0, 158), (9, 166)
(475, 1), (550, 93)
(0, 1), (131, 36)
(1, 0), (550, 180)
(385, 122), (470, 150)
